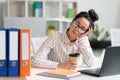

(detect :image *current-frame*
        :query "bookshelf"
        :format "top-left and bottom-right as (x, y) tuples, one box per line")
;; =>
(6, 0), (78, 35)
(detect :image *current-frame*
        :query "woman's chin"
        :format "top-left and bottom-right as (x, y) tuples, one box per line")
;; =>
(71, 31), (78, 38)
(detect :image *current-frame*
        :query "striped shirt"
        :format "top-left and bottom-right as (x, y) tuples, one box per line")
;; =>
(31, 31), (96, 69)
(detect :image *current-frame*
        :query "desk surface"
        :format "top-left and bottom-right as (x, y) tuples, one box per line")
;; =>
(0, 56), (119, 80)
(27, 68), (120, 80)
(0, 68), (120, 80)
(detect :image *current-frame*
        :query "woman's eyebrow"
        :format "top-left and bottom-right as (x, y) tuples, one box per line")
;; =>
(76, 20), (80, 24)
(76, 20), (84, 27)
(77, 21), (85, 28)
(77, 21), (88, 30)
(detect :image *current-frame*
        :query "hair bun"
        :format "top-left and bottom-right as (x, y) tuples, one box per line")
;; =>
(88, 9), (99, 22)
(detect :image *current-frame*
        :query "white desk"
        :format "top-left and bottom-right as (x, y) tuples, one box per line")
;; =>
(1, 56), (119, 80)
(0, 55), (119, 80)
(0, 67), (120, 80)
(26, 68), (120, 80)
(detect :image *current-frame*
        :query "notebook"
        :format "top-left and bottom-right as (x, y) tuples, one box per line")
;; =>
(37, 69), (80, 79)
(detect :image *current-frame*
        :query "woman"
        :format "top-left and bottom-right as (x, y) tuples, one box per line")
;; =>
(32, 9), (99, 70)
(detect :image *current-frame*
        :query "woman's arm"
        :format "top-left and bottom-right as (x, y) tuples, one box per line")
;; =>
(31, 33), (59, 69)
(78, 36), (96, 67)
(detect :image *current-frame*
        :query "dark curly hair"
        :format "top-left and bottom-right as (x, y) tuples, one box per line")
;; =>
(73, 9), (99, 30)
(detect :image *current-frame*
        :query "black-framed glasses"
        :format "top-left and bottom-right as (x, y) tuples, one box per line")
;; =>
(73, 21), (89, 33)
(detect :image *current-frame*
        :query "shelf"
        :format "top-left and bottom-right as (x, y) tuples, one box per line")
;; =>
(8, 0), (27, 1)
(9, 0), (60, 2)
(62, 0), (77, 2)
(6, 0), (78, 34)
(9, 0), (77, 2)
(46, 18), (72, 22)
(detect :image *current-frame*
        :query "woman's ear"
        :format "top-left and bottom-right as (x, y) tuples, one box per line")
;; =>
(90, 25), (94, 30)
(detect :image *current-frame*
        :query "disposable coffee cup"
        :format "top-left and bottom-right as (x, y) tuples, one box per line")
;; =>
(68, 53), (80, 67)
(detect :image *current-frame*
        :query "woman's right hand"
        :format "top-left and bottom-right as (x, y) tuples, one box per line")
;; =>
(57, 61), (77, 70)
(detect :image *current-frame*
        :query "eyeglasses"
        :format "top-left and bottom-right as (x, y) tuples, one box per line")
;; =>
(73, 21), (89, 33)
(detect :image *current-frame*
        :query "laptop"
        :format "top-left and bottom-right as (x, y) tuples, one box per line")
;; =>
(78, 46), (120, 77)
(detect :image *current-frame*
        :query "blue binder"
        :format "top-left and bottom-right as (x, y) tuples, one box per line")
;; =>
(0, 28), (7, 76)
(7, 28), (19, 76)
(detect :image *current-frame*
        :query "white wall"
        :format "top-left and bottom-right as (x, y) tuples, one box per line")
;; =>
(78, 0), (120, 30)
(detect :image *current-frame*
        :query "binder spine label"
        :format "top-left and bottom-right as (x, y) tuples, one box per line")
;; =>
(22, 33), (29, 60)
(0, 31), (6, 60)
(10, 32), (18, 60)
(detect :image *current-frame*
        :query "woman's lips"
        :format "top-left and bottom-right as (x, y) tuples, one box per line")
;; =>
(73, 31), (79, 35)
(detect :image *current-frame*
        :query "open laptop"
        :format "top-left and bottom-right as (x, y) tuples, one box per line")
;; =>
(78, 46), (120, 77)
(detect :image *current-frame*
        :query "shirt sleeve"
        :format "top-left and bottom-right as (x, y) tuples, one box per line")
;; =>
(78, 36), (96, 67)
(31, 33), (59, 69)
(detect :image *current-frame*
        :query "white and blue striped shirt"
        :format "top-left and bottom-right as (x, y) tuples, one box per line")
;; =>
(32, 31), (96, 69)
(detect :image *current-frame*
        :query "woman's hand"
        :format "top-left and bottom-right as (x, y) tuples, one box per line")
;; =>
(57, 61), (77, 70)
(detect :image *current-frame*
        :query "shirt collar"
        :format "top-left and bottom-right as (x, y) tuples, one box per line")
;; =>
(62, 31), (80, 44)
(62, 31), (70, 44)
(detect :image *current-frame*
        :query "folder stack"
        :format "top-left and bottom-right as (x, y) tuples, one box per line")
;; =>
(0, 28), (31, 77)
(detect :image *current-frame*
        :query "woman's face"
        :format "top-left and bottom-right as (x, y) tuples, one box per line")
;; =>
(68, 17), (91, 38)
